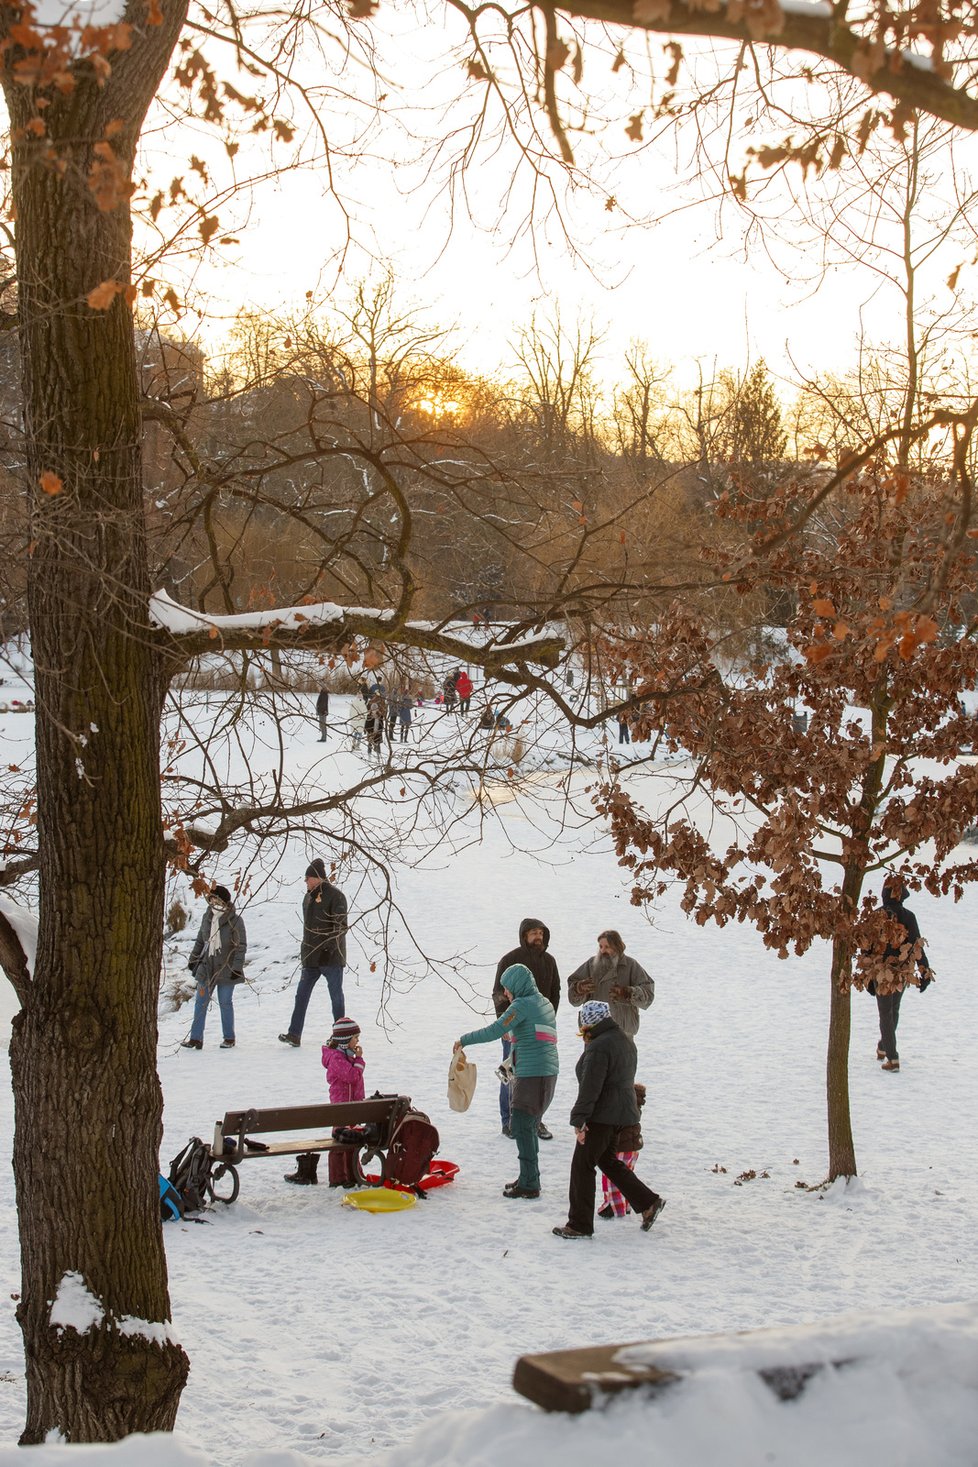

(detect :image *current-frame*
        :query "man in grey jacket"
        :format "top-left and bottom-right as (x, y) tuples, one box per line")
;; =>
(567, 930), (653, 1037)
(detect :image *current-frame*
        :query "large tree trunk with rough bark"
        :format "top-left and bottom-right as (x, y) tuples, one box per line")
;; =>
(1, 9), (191, 1441)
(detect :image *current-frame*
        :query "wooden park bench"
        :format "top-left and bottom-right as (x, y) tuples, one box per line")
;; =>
(205, 1094), (412, 1204)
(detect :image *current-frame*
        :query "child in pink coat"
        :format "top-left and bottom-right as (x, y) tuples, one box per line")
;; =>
(322, 1016), (365, 1184)
(322, 1015), (365, 1102)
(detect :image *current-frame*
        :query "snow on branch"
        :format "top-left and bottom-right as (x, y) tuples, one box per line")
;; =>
(149, 591), (564, 672)
(0, 893), (34, 1007)
(557, 0), (978, 132)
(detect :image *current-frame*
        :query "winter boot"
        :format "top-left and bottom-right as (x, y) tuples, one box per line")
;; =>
(502, 1182), (540, 1199)
(876, 1045), (887, 1061)
(181, 1039), (203, 1050)
(641, 1196), (667, 1232)
(328, 1149), (356, 1188)
(278, 1032), (301, 1047)
(220, 1038), (235, 1049)
(284, 1153), (320, 1185)
(881, 1058), (901, 1072)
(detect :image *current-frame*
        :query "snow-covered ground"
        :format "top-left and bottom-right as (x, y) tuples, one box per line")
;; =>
(0, 685), (974, 1465)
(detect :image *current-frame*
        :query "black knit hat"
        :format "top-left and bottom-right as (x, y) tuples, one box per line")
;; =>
(305, 859), (327, 880)
(210, 885), (232, 904)
(331, 1016), (360, 1043)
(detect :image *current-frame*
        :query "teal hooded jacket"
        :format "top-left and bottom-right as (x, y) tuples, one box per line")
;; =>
(459, 963), (559, 1078)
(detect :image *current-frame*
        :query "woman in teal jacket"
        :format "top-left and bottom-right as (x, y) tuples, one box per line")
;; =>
(455, 963), (558, 1199)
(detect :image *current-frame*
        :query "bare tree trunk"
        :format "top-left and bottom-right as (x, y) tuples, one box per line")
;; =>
(3, 16), (191, 1441)
(826, 934), (857, 1181)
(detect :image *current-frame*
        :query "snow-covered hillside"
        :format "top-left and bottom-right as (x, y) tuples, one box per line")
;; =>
(0, 686), (974, 1465)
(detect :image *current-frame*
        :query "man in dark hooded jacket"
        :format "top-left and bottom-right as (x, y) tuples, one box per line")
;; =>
(493, 918), (560, 1139)
(873, 874), (932, 1073)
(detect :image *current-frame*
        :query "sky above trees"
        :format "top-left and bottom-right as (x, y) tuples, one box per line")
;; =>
(124, 6), (978, 388)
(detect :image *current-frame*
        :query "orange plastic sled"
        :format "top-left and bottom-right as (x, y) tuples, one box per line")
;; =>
(363, 1159), (459, 1194)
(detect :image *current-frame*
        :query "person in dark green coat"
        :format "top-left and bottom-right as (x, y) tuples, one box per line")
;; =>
(455, 963), (558, 1198)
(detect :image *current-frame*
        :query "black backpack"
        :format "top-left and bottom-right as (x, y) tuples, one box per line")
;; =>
(167, 1137), (213, 1214)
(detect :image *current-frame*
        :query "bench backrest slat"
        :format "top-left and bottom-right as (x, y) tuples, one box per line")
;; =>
(220, 1097), (407, 1134)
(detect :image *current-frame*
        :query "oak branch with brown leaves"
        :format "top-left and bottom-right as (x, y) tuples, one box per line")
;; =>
(597, 469), (978, 1181)
(558, 0), (978, 131)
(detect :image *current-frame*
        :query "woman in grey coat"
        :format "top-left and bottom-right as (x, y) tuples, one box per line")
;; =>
(567, 930), (653, 1037)
(182, 885), (247, 1050)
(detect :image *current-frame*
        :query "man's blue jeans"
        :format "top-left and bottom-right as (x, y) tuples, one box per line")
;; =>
(499, 1038), (512, 1127)
(288, 964), (346, 1037)
(190, 981), (236, 1043)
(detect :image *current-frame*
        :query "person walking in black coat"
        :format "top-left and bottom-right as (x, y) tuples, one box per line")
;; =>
(872, 874), (933, 1073)
(494, 917), (561, 1140)
(278, 859), (348, 1046)
(315, 688), (330, 741)
(552, 1001), (665, 1239)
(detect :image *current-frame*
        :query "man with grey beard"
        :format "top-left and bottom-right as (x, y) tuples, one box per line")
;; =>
(567, 930), (654, 1038)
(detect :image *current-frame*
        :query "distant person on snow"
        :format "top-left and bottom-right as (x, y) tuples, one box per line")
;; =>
(285, 1016), (365, 1186)
(455, 669), (473, 714)
(315, 687), (330, 741)
(182, 885), (246, 1050)
(348, 689), (367, 750)
(365, 692), (386, 759)
(567, 930), (654, 1039)
(396, 689), (413, 742)
(552, 1001), (665, 1240)
(494, 919), (561, 1141)
(386, 688), (401, 743)
(443, 673), (458, 712)
(279, 859), (348, 1047)
(870, 874), (933, 1074)
(455, 964), (558, 1200)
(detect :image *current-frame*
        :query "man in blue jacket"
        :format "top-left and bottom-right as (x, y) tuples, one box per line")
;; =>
(493, 918), (560, 1140)
(456, 964), (558, 1199)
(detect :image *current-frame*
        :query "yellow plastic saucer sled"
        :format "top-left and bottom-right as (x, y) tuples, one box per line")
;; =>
(342, 1187), (416, 1214)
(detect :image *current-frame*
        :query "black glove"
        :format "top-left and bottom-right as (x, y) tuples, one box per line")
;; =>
(867, 979), (877, 997)
(920, 973), (932, 992)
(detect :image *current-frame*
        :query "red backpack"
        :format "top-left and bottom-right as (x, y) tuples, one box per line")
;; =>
(385, 1110), (440, 1193)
